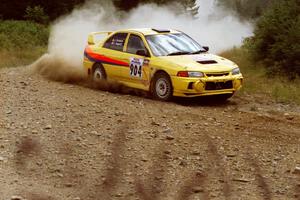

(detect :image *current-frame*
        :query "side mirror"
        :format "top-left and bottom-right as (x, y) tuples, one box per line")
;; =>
(136, 49), (149, 57)
(203, 46), (209, 52)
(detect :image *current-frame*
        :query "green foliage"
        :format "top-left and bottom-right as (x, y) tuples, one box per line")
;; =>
(113, 0), (140, 11)
(246, 0), (300, 78)
(0, 20), (49, 50)
(0, 47), (46, 68)
(0, 0), (198, 21)
(217, 0), (274, 19)
(179, 0), (199, 17)
(0, 0), (85, 21)
(24, 5), (49, 24)
(220, 48), (300, 105)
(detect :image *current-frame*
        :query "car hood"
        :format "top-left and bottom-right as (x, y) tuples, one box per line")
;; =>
(160, 53), (238, 72)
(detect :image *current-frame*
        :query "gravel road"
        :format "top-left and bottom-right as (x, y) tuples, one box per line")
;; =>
(1, 64), (300, 200)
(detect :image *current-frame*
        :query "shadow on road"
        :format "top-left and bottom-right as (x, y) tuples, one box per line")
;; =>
(172, 95), (238, 107)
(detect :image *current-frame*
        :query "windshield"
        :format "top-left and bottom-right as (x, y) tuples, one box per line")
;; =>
(145, 33), (206, 56)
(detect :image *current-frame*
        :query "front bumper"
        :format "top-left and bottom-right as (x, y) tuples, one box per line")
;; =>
(171, 74), (243, 97)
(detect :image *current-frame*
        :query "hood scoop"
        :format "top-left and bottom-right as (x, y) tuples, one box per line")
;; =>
(197, 60), (218, 64)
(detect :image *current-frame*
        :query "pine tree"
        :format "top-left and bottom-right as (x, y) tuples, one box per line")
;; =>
(216, 0), (274, 19)
(182, 0), (199, 17)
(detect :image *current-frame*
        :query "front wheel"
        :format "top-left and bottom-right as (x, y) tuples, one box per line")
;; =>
(151, 72), (173, 101)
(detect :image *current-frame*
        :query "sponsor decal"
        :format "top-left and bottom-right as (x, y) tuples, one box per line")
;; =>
(129, 57), (144, 78)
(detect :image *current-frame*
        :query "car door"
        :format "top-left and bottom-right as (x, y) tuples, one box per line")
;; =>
(94, 32), (129, 80)
(119, 33), (151, 90)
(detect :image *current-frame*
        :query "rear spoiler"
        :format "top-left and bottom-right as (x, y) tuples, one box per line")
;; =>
(88, 31), (112, 45)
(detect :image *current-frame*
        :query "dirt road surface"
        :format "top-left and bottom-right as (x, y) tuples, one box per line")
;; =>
(1, 66), (300, 200)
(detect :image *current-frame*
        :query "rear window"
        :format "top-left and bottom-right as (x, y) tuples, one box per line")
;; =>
(103, 33), (128, 51)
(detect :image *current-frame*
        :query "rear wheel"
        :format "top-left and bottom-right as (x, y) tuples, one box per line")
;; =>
(93, 63), (106, 81)
(151, 72), (173, 101)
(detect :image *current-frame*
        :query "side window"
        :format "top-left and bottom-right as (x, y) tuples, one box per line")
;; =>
(126, 34), (147, 55)
(103, 33), (128, 51)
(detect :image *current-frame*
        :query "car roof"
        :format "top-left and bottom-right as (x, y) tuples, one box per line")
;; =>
(116, 28), (181, 36)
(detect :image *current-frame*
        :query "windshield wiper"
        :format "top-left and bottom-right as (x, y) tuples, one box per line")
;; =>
(167, 51), (191, 56)
(191, 49), (207, 54)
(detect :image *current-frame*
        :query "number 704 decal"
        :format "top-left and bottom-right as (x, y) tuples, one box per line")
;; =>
(130, 58), (144, 78)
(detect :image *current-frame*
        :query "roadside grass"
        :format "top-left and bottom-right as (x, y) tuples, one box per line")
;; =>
(0, 20), (48, 68)
(220, 48), (300, 105)
(0, 48), (46, 68)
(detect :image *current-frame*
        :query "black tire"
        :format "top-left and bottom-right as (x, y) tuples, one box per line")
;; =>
(93, 63), (106, 81)
(151, 72), (173, 101)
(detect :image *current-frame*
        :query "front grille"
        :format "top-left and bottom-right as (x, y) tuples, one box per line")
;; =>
(205, 81), (233, 90)
(206, 73), (229, 77)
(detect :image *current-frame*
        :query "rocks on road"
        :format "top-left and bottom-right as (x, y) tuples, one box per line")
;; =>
(0, 66), (300, 200)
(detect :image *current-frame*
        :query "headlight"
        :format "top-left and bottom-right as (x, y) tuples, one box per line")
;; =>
(232, 67), (240, 75)
(188, 72), (204, 77)
(177, 71), (204, 77)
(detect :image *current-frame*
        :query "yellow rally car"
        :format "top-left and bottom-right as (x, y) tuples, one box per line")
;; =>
(83, 28), (243, 101)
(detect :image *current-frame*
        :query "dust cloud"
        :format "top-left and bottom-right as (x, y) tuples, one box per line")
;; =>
(31, 0), (253, 85)
(30, 53), (137, 95)
(30, 54), (86, 83)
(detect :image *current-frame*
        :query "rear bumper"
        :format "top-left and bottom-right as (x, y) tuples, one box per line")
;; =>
(171, 75), (243, 97)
